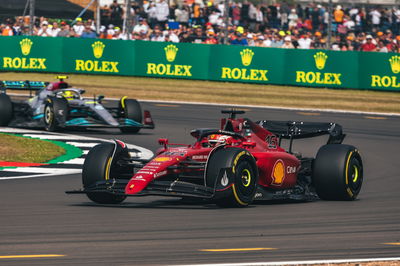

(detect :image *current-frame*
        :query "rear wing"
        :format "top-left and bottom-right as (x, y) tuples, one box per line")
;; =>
(0, 80), (48, 93)
(257, 120), (345, 144)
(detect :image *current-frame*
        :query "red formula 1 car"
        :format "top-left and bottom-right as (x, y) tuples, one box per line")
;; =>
(67, 110), (363, 207)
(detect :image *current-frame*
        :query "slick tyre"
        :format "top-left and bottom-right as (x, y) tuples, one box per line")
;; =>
(44, 97), (68, 132)
(0, 94), (13, 126)
(119, 98), (142, 133)
(313, 144), (363, 201)
(206, 147), (258, 208)
(82, 143), (127, 204)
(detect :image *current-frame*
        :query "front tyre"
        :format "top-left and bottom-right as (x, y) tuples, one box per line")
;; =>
(119, 98), (142, 133)
(83, 143), (127, 204)
(206, 147), (258, 207)
(313, 144), (363, 201)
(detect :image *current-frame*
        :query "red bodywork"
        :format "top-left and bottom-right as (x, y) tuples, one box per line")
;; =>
(125, 116), (300, 195)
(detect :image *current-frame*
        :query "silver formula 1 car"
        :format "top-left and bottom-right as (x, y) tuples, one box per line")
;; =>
(0, 76), (154, 133)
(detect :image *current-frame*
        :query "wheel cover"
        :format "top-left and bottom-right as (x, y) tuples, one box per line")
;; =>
(352, 165), (359, 183)
(236, 161), (255, 198)
(44, 106), (52, 124)
(346, 154), (363, 194)
(241, 169), (251, 187)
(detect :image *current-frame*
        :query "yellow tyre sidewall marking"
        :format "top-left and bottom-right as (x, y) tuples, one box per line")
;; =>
(120, 96), (128, 109)
(345, 151), (354, 197)
(105, 157), (112, 180)
(232, 184), (248, 206)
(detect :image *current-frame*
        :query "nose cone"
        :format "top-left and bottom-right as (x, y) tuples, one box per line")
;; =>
(125, 175), (151, 194)
(125, 153), (185, 195)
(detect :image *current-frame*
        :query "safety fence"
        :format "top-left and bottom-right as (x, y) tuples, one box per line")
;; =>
(0, 36), (399, 91)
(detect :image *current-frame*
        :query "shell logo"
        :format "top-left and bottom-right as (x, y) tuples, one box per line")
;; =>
(154, 157), (171, 162)
(271, 159), (285, 185)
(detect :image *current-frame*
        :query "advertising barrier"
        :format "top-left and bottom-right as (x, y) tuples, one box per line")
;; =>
(0, 36), (399, 91)
(0, 36), (63, 73)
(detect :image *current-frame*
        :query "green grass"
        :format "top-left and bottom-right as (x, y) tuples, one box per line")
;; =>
(0, 133), (65, 163)
(1, 72), (400, 113)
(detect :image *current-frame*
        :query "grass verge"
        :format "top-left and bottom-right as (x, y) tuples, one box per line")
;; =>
(1, 72), (400, 114)
(0, 133), (65, 163)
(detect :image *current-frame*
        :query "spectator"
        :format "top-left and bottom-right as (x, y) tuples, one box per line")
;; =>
(133, 18), (149, 35)
(150, 26), (165, 42)
(5, 2), (400, 54)
(1, 23), (14, 36)
(370, 8), (381, 30)
(155, 0), (169, 28)
(231, 32), (248, 45)
(254, 35), (265, 47)
(175, 5), (190, 27)
(334, 5), (345, 24)
(110, 0), (123, 27)
(100, 5), (111, 26)
(81, 24), (97, 38)
(189, 26), (206, 44)
(281, 36), (294, 48)
(37, 21), (51, 37)
(72, 18), (85, 36)
(145, 2), (157, 28)
(377, 40), (388, 52)
(361, 35), (377, 51)
(288, 9), (298, 29)
(57, 22), (72, 37)
(298, 34), (312, 49)
(49, 22), (61, 37)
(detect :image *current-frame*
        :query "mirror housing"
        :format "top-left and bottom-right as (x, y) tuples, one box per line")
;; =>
(97, 95), (104, 103)
(158, 138), (169, 149)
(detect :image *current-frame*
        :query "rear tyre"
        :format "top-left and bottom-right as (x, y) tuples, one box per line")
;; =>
(206, 147), (258, 207)
(83, 143), (127, 204)
(119, 98), (142, 133)
(43, 97), (68, 132)
(0, 94), (13, 126)
(313, 144), (363, 201)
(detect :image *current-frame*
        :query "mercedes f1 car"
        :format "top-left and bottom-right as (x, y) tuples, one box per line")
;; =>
(67, 110), (363, 207)
(0, 77), (154, 133)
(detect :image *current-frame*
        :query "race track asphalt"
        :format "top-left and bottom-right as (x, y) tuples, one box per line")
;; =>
(1, 102), (400, 266)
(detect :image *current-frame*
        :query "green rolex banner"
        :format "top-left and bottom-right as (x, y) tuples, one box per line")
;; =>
(0, 36), (400, 92)
(62, 38), (135, 76)
(133, 41), (210, 80)
(284, 49), (359, 89)
(208, 45), (286, 84)
(359, 52), (400, 91)
(0, 36), (62, 72)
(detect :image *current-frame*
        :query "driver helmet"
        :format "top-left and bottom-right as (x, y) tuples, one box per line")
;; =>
(208, 134), (233, 146)
(62, 90), (75, 100)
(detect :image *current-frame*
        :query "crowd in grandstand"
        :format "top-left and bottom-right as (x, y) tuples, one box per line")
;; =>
(1, 0), (400, 52)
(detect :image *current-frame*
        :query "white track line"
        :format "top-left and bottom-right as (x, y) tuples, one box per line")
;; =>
(61, 158), (85, 165)
(1, 168), (79, 174)
(66, 142), (102, 148)
(177, 257), (400, 266)
(23, 134), (89, 140)
(10, 92), (399, 116)
(138, 99), (400, 117)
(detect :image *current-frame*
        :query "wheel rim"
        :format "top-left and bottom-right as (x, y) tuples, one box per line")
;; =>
(236, 161), (255, 197)
(348, 157), (363, 193)
(44, 106), (52, 125)
(241, 169), (251, 187)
